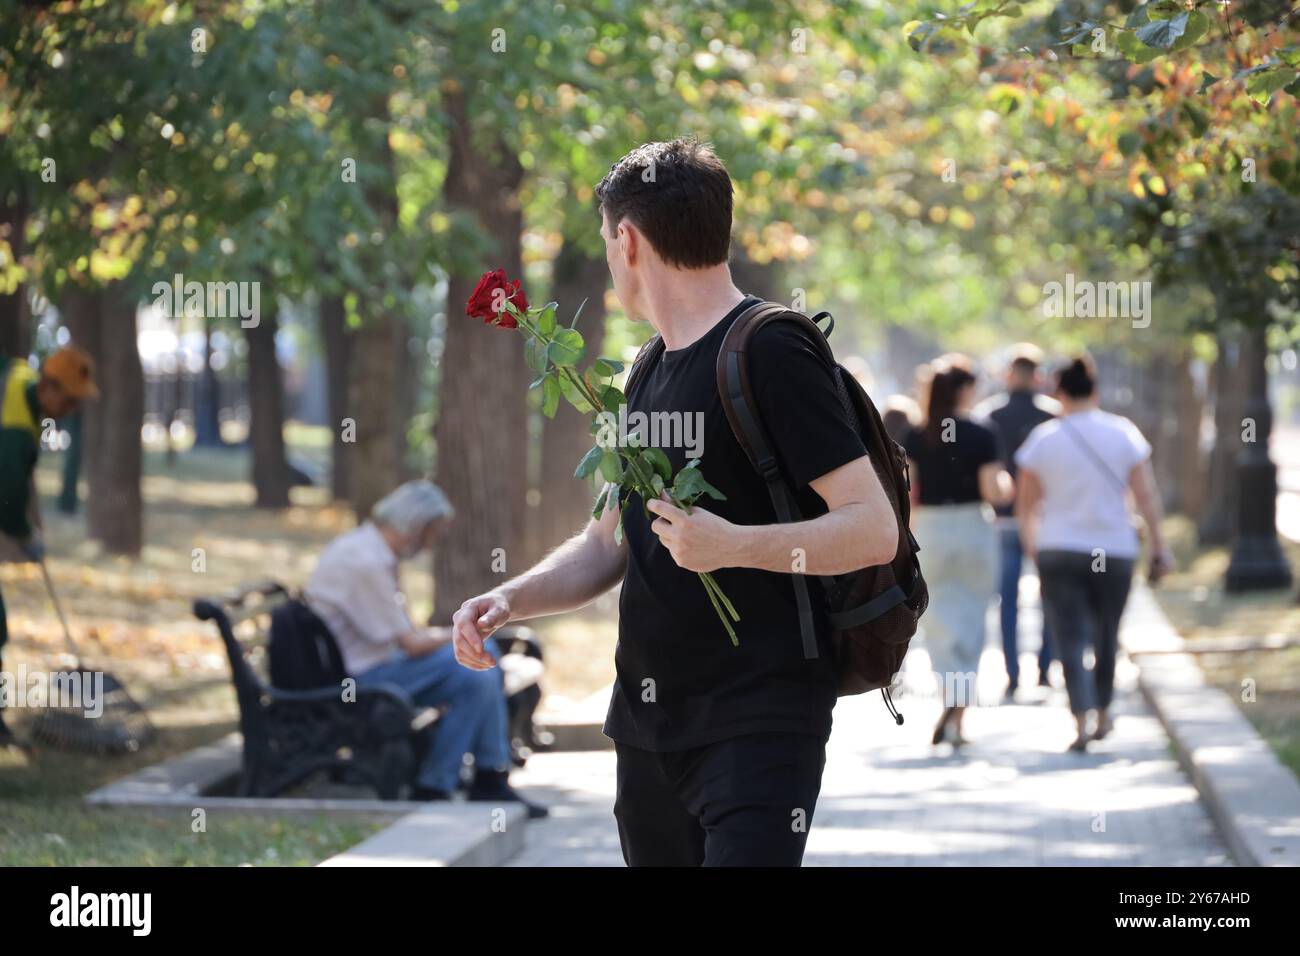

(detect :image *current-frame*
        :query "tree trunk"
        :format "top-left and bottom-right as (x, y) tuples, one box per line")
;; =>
(432, 85), (528, 622)
(534, 239), (608, 564)
(320, 294), (353, 501)
(245, 303), (293, 509)
(64, 284), (143, 555)
(1146, 350), (1198, 515)
(193, 315), (225, 447)
(0, 196), (30, 359)
(1199, 333), (1243, 544)
(346, 314), (409, 519)
(343, 94), (413, 520)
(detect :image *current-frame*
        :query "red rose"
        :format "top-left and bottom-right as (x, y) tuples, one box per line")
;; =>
(467, 268), (529, 327)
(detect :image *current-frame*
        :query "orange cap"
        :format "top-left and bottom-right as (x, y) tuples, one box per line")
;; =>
(42, 346), (100, 400)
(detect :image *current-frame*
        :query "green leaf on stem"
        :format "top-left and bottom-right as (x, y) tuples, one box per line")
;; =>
(558, 371), (596, 412)
(548, 328), (585, 367)
(592, 359), (615, 379)
(598, 357), (626, 373)
(1135, 11), (1187, 50)
(599, 450), (623, 482)
(542, 375), (561, 419)
(569, 297), (589, 329)
(651, 474), (665, 496)
(524, 336), (548, 374)
(699, 477), (727, 501)
(643, 447), (673, 481)
(538, 305), (557, 337)
(574, 444), (603, 480)
(592, 484), (610, 519)
(601, 385), (626, 409)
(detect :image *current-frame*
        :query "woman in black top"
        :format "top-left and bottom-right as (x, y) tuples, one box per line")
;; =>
(903, 354), (1012, 747)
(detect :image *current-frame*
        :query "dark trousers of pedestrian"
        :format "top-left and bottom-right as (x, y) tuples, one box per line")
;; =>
(1036, 549), (1134, 715)
(613, 732), (827, 867)
(998, 525), (1053, 686)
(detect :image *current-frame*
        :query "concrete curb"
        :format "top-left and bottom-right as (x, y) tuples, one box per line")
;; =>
(318, 803), (527, 867)
(536, 686), (613, 752)
(1124, 586), (1300, 867)
(86, 733), (435, 819)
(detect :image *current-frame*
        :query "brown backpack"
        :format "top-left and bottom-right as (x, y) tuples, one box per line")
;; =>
(628, 300), (928, 721)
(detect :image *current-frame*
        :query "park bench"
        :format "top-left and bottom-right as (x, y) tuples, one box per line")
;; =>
(194, 582), (546, 800)
(193, 582), (437, 800)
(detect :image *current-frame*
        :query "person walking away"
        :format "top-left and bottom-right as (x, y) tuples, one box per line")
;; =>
(973, 344), (1060, 699)
(1014, 356), (1172, 752)
(881, 394), (922, 447)
(0, 347), (99, 748)
(904, 354), (1012, 747)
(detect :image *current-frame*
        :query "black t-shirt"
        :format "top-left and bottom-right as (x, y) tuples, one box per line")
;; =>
(902, 418), (999, 506)
(604, 296), (868, 752)
(979, 389), (1058, 517)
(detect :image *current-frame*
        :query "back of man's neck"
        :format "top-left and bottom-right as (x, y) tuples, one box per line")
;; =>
(645, 272), (746, 350)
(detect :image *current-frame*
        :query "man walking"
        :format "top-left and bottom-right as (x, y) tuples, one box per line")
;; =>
(975, 345), (1059, 699)
(451, 139), (897, 866)
(0, 346), (99, 748)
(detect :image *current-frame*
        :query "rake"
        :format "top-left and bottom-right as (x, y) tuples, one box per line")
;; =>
(29, 558), (156, 755)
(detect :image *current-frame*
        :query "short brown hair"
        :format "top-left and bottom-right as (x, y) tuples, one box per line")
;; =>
(595, 139), (732, 269)
(1008, 342), (1044, 377)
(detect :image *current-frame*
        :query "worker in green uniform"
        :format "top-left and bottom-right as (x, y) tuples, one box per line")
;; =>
(0, 345), (98, 748)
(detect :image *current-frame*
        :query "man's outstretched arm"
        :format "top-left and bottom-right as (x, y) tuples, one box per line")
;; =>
(451, 485), (627, 670)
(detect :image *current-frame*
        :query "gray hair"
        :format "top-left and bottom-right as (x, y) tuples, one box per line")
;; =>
(371, 480), (454, 536)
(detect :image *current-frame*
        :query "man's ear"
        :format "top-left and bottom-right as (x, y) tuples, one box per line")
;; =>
(618, 220), (638, 267)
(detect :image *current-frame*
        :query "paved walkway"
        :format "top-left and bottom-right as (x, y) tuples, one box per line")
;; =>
(508, 586), (1231, 867)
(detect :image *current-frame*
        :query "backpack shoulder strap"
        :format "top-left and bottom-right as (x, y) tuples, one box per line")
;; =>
(715, 300), (833, 660)
(624, 334), (665, 398)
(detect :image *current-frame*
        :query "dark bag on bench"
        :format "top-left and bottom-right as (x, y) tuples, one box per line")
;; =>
(269, 598), (347, 690)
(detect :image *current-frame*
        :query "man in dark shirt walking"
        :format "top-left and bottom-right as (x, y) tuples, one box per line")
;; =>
(450, 139), (897, 866)
(974, 345), (1060, 699)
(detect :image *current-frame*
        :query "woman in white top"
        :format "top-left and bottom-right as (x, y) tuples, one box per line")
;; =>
(1014, 356), (1172, 752)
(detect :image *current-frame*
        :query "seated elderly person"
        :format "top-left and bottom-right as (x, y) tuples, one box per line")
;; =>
(305, 480), (546, 818)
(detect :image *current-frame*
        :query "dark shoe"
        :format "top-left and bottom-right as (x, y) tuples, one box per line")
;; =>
(410, 785), (453, 802)
(1093, 712), (1114, 741)
(468, 769), (549, 820)
(1067, 735), (1090, 753)
(931, 707), (954, 746)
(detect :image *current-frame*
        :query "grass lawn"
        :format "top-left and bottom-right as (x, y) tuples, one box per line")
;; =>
(0, 432), (611, 865)
(1154, 516), (1300, 780)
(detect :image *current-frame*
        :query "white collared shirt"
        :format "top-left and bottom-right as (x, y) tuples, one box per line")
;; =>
(304, 522), (413, 675)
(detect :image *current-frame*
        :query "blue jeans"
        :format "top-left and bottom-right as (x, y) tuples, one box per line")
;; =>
(998, 525), (1053, 686)
(356, 638), (511, 792)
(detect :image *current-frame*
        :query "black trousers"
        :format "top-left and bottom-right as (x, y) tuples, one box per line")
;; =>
(613, 732), (827, 867)
(1037, 549), (1134, 715)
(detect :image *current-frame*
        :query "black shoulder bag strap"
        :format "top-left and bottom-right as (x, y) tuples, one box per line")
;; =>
(624, 334), (665, 398)
(715, 301), (838, 661)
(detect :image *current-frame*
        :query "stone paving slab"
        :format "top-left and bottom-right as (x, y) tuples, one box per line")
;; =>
(506, 591), (1231, 867)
